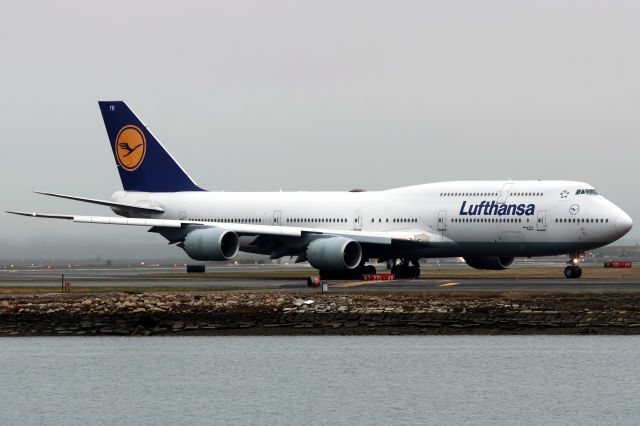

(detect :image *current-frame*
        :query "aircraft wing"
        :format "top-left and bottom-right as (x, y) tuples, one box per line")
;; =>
(5, 211), (446, 244)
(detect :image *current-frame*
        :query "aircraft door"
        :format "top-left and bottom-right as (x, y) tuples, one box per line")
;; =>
(179, 211), (187, 220)
(354, 210), (363, 231)
(497, 183), (514, 204)
(537, 210), (546, 231)
(438, 210), (447, 231)
(273, 211), (282, 226)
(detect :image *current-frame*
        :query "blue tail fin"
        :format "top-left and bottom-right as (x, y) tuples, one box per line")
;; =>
(99, 101), (204, 192)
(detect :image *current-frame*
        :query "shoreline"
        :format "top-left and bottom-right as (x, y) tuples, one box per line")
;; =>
(3, 292), (640, 336)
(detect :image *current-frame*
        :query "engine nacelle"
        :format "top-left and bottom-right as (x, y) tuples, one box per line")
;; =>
(464, 256), (516, 270)
(306, 237), (362, 271)
(183, 228), (239, 261)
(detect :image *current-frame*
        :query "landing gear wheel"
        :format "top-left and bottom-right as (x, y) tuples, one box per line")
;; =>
(409, 266), (420, 279)
(564, 266), (573, 279)
(391, 263), (421, 279)
(564, 266), (582, 279)
(574, 267), (582, 278)
(364, 265), (377, 275)
(391, 265), (400, 277)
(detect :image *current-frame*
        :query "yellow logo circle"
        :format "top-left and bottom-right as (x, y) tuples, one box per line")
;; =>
(115, 125), (146, 171)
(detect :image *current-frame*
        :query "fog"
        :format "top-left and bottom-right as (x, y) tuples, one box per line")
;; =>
(1, 0), (638, 260)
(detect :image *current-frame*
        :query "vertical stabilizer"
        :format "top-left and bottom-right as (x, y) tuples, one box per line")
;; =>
(99, 101), (204, 192)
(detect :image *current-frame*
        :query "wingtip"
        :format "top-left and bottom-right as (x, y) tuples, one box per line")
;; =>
(5, 210), (35, 217)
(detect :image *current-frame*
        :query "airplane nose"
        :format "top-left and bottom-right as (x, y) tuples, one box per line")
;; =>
(615, 211), (633, 236)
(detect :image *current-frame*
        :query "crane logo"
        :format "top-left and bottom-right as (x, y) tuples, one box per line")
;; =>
(115, 125), (146, 171)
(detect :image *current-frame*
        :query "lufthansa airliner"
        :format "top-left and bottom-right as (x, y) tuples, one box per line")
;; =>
(8, 101), (633, 279)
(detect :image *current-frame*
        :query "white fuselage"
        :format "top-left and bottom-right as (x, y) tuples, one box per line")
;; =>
(112, 180), (632, 259)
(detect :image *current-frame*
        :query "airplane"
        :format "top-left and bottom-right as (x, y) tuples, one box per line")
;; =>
(7, 101), (633, 279)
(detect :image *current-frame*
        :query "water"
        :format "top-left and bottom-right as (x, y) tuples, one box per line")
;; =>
(1, 336), (639, 425)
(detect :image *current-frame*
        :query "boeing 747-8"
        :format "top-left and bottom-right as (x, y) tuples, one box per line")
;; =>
(7, 101), (633, 279)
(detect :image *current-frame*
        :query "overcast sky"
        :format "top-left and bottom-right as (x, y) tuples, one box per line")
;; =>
(1, 0), (638, 261)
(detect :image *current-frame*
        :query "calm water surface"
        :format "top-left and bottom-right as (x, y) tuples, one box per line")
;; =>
(1, 336), (639, 425)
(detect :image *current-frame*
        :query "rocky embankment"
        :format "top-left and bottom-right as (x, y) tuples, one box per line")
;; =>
(2, 292), (640, 336)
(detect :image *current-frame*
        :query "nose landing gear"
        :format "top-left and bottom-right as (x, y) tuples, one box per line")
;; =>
(564, 265), (582, 279)
(564, 253), (584, 279)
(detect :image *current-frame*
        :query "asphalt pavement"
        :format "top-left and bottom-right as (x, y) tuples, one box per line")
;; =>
(1, 266), (639, 292)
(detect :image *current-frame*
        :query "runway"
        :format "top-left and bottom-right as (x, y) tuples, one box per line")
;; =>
(1, 266), (639, 292)
(324, 277), (640, 292)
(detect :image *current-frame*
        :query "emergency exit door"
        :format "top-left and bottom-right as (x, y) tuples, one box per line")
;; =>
(537, 211), (546, 231)
(438, 210), (447, 231)
(354, 210), (363, 231)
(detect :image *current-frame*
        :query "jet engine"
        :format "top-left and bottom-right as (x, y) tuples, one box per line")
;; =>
(182, 228), (239, 261)
(464, 256), (516, 270)
(306, 237), (362, 271)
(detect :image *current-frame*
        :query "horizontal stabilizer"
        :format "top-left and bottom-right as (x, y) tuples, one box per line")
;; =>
(34, 191), (164, 214)
(5, 211), (74, 220)
(6, 211), (181, 227)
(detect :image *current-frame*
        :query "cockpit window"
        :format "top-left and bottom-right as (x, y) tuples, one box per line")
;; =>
(575, 189), (598, 195)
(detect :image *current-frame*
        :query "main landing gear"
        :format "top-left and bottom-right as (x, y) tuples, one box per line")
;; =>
(319, 264), (377, 280)
(564, 253), (583, 279)
(391, 258), (421, 279)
